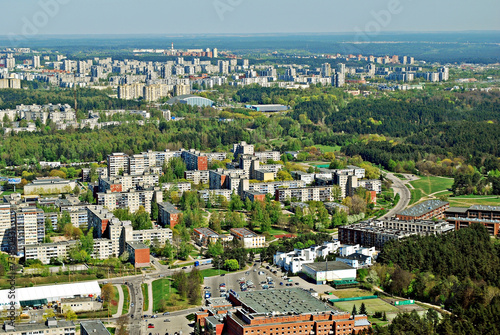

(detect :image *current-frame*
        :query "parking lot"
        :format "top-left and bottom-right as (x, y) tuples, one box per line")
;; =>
(143, 312), (193, 335)
(202, 262), (334, 302)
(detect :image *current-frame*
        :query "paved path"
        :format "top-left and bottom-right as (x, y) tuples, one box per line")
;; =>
(147, 281), (154, 314)
(113, 284), (124, 317)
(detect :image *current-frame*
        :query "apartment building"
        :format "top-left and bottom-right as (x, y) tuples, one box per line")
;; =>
(107, 152), (129, 176)
(274, 241), (341, 273)
(396, 200), (449, 221)
(230, 228), (265, 248)
(184, 170), (210, 184)
(98, 173), (159, 193)
(199, 189), (232, 204)
(162, 182), (191, 195)
(248, 180), (306, 195)
(96, 187), (162, 214)
(0, 205), (11, 252)
(13, 207), (45, 255)
(445, 205), (500, 235)
(60, 205), (88, 228)
(24, 240), (77, 264)
(339, 219), (454, 248)
(181, 149), (208, 171)
(126, 241), (150, 267)
(254, 150), (281, 162)
(275, 186), (333, 202)
(158, 202), (182, 229)
(232, 141), (254, 156)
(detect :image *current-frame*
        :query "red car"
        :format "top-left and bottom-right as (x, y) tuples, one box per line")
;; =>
(148, 324), (154, 328)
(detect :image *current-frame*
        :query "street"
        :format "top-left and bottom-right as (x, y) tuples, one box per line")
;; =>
(382, 172), (412, 219)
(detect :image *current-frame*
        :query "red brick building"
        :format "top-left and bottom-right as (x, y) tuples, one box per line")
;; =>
(396, 200), (449, 221)
(445, 205), (500, 236)
(126, 241), (150, 268)
(158, 202), (182, 229)
(196, 288), (371, 335)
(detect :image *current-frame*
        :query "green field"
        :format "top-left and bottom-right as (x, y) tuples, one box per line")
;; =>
(121, 285), (130, 315)
(334, 298), (399, 315)
(109, 286), (119, 316)
(141, 283), (148, 312)
(447, 194), (500, 207)
(332, 288), (375, 299)
(409, 176), (454, 204)
(199, 268), (230, 278)
(314, 144), (342, 153)
(152, 278), (175, 312)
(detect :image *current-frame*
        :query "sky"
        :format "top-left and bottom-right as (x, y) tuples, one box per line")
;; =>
(0, 0), (499, 37)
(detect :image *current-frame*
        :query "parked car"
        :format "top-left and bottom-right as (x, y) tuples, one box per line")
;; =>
(163, 312), (170, 315)
(148, 324), (154, 328)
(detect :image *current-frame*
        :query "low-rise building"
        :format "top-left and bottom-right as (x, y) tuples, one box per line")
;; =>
(336, 253), (372, 269)
(230, 228), (265, 248)
(274, 241), (341, 273)
(59, 297), (102, 313)
(193, 227), (233, 246)
(24, 177), (76, 195)
(302, 261), (357, 285)
(0, 318), (76, 335)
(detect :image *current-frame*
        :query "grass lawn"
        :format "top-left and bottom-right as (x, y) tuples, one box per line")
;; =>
(121, 285), (130, 315)
(332, 288), (375, 299)
(409, 176), (454, 204)
(199, 268), (230, 278)
(334, 298), (399, 315)
(264, 228), (290, 237)
(314, 144), (342, 153)
(141, 283), (148, 312)
(367, 316), (389, 327)
(151, 278), (198, 312)
(447, 195), (500, 207)
(152, 278), (175, 312)
(109, 286), (119, 316)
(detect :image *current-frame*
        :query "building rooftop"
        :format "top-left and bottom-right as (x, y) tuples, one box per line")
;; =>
(158, 202), (182, 214)
(126, 241), (148, 250)
(80, 320), (111, 335)
(445, 207), (469, 214)
(230, 228), (258, 238)
(236, 288), (334, 315)
(194, 227), (219, 238)
(303, 261), (355, 272)
(0, 320), (75, 333)
(470, 205), (500, 212)
(397, 200), (449, 217)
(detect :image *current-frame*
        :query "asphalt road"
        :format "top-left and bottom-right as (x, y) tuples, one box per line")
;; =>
(382, 172), (412, 219)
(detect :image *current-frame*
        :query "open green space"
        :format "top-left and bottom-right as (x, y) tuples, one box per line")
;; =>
(314, 144), (342, 153)
(141, 283), (148, 312)
(332, 288), (375, 299)
(409, 176), (454, 205)
(333, 298), (399, 315)
(447, 194), (500, 207)
(121, 285), (130, 315)
(151, 277), (200, 312)
(109, 286), (119, 316)
(152, 278), (175, 312)
(199, 268), (230, 278)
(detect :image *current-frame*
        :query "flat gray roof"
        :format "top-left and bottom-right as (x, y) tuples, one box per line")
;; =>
(303, 261), (355, 272)
(236, 288), (334, 314)
(80, 320), (111, 335)
(397, 200), (448, 217)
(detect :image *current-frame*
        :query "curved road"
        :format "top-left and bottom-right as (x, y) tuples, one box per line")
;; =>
(381, 173), (412, 219)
